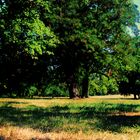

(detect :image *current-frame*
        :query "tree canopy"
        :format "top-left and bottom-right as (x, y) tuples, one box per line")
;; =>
(0, 0), (140, 98)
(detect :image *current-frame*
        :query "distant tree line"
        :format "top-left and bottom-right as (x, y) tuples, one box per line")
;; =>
(0, 0), (140, 99)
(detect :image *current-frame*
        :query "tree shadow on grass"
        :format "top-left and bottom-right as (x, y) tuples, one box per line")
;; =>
(0, 102), (140, 133)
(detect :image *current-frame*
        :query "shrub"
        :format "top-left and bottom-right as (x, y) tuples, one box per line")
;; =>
(43, 84), (68, 97)
(24, 85), (38, 98)
(89, 75), (118, 96)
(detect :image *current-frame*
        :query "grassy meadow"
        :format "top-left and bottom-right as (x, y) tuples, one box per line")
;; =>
(0, 95), (140, 140)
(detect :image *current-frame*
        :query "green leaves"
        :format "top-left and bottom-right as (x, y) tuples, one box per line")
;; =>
(24, 18), (58, 56)
(0, 0), (59, 58)
(0, 0), (139, 97)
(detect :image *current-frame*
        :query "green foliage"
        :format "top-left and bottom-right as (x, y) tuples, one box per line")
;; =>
(24, 85), (38, 97)
(0, 0), (140, 98)
(43, 84), (68, 97)
(0, 0), (59, 58)
(89, 75), (118, 95)
(46, 0), (139, 98)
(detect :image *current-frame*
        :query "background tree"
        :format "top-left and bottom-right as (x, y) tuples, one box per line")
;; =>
(117, 4), (140, 99)
(0, 0), (59, 97)
(118, 36), (140, 99)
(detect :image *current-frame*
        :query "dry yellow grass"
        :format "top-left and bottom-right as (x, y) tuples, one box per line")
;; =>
(0, 125), (140, 140)
(0, 95), (139, 108)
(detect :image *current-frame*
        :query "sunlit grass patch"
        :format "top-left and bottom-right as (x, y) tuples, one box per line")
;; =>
(0, 95), (139, 108)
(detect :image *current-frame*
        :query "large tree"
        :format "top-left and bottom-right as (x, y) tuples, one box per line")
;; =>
(43, 0), (138, 98)
(0, 0), (139, 98)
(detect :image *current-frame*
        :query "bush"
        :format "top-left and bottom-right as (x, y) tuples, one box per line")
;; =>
(89, 74), (118, 96)
(43, 84), (68, 97)
(24, 85), (38, 98)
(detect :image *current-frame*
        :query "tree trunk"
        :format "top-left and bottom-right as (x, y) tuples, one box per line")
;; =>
(134, 93), (137, 99)
(81, 64), (89, 98)
(69, 82), (79, 99)
(138, 94), (140, 99)
(81, 74), (89, 98)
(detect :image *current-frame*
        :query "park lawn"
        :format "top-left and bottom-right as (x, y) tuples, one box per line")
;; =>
(0, 95), (140, 140)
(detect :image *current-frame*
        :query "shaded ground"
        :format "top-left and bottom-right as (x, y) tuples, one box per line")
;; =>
(0, 99), (140, 134)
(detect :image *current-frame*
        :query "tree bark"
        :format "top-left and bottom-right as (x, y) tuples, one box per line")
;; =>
(69, 82), (79, 99)
(138, 94), (140, 99)
(134, 93), (137, 99)
(81, 64), (89, 98)
(81, 74), (89, 98)
(67, 74), (79, 99)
